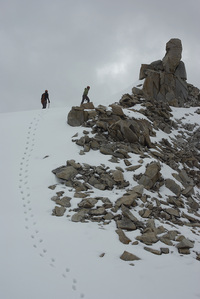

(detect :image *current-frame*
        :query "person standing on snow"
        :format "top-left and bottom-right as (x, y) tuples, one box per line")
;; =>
(81, 86), (90, 105)
(41, 90), (50, 109)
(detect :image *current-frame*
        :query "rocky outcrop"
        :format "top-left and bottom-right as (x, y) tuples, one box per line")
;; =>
(139, 38), (189, 107)
(50, 38), (200, 262)
(67, 103), (96, 126)
(53, 160), (129, 191)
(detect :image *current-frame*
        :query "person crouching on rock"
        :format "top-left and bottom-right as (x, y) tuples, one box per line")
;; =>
(81, 86), (90, 105)
(41, 90), (50, 109)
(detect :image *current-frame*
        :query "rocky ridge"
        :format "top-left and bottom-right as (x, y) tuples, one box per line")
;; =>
(49, 39), (200, 262)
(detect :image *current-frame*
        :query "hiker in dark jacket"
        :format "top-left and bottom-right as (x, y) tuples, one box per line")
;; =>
(41, 90), (50, 109)
(81, 86), (90, 105)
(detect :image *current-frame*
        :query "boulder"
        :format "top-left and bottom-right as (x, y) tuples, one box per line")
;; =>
(116, 229), (132, 244)
(78, 198), (98, 209)
(53, 196), (71, 207)
(115, 194), (137, 208)
(109, 104), (125, 117)
(160, 248), (170, 254)
(120, 251), (140, 261)
(139, 162), (161, 189)
(112, 170), (124, 182)
(52, 206), (66, 217)
(67, 107), (86, 126)
(81, 102), (95, 109)
(55, 166), (78, 181)
(136, 232), (159, 245)
(71, 210), (88, 222)
(165, 208), (180, 218)
(116, 217), (137, 231)
(121, 205), (139, 222)
(176, 238), (194, 249)
(144, 247), (161, 255)
(165, 179), (182, 196)
(89, 207), (106, 216)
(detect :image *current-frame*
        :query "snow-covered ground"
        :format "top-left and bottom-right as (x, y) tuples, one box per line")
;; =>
(0, 106), (200, 299)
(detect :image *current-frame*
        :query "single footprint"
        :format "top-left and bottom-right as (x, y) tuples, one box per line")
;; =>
(50, 263), (55, 268)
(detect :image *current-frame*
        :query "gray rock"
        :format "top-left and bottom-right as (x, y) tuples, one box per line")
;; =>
(165, 179), (182, 196)
(176, 238), (194, 249)
(139, 162), (161, 189)
(78, 198), (98, 209)
(55, 196), (71, 207)
(121, 205), (139, 222)
(162, 230), (178, 241)
(67, 107), (86, 126)
(112, 170), (124, 182)
(103, 212), (114, 220)
(161, 248), (170, 254)
(89, 207), (106, 216)
(71, 210), (88, 222)
(160, 237), (173, 246)
(165, 208), (180, 218)
(56, 166), (78, 181)
(116, 229), (131, 244)
(109, 104), (125, 116)
(136, 232), (159, 245)
(120, 251), (140, 261)
(52, 206), (66, 217)
(138, 175), (153, 189)
(116, 217), (136, 231)
(162, 38), (182, 73)
(144, 247), (161, 255)
(131, 185), (144, 195)
(182, 186), (194, 197)
(139, 209), (152, 218)
(115, 195), (137, 208)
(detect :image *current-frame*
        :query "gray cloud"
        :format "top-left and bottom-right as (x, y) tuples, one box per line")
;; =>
(1, 0), (200, 112)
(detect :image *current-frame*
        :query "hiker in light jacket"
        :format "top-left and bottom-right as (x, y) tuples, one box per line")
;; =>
(81, 86), (90, 105)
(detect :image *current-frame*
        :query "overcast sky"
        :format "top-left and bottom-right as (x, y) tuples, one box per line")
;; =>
(1, 0), (200, 113)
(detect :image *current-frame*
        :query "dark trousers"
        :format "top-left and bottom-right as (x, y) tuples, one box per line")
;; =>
(81, 95), (90, 104)
(42, 100), (47, 109)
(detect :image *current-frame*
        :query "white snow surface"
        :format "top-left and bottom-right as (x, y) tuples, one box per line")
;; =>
(0, 106), (200, 299)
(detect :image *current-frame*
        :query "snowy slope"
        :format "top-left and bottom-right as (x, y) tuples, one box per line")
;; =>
(0, 107), (200, 299)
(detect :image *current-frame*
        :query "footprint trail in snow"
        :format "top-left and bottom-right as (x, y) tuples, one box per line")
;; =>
(18, 109), (85, 298)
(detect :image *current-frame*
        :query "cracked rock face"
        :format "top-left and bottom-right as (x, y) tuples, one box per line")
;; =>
(162, 38), (183, 73)
(141, 38), (188, 107)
